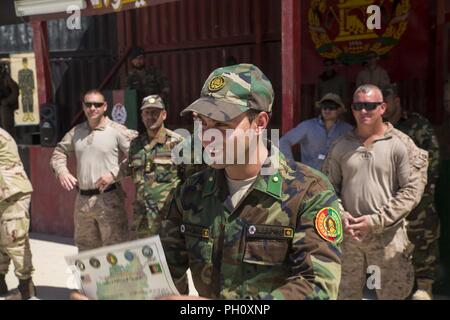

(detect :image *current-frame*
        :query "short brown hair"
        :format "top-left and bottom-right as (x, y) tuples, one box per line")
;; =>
(84, 89), (105, 101)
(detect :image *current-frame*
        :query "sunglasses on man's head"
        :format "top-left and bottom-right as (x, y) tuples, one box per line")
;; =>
(351, 102), (383, 111)
(320, 101), (340, 110)
(83, 101), (105, 108)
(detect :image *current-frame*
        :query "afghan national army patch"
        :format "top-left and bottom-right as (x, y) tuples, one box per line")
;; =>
(208, 76), (226, 92)
(315, 207), (342, 244)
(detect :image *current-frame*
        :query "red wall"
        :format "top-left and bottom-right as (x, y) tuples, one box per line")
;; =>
(30, 146), (135, 238)
(116, 0), (434, 127)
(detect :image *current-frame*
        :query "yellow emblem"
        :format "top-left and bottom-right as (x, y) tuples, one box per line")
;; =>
(283, 228), (293, 238)
(315, 207), (343, 244)
(208, 76), (226, 92)
(308, 0), (410, 64)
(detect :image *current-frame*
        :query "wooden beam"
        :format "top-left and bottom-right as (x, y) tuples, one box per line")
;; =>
(31, 20), (52, 106)
(281, 0), (301, 134)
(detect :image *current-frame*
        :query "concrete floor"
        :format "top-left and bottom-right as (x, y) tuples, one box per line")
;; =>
(1, 232), (447, 300)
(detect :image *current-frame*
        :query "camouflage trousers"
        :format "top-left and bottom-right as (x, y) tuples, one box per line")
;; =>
(338, 225), (414, 300)
(0, 193), (34, 280)
(129, 199), (166, 240)
(74, 188), (129, 252)
(406, 199), (440, 292)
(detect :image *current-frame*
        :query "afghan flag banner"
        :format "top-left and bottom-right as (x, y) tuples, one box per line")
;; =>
(103, 89), (138, 130)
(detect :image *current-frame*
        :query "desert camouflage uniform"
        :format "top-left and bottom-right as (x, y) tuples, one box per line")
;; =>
(395, 111), (440, 294)
(50, 118), (138, 251)
(128, 127), (184, 238)
(324, 125), (428, 299)
(160, 153), (343, 300)
(0, 127), (34, 280)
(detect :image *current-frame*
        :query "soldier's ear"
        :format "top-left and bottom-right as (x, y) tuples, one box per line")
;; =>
(162, 110), (167, 121)
(379, 102), (387, 115)
(253, 112), (269, 133)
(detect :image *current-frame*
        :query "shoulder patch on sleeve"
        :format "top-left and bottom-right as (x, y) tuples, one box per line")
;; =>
(315, 207), (343, 244)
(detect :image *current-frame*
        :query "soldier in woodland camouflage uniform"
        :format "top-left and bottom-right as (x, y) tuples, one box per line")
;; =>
(125, 95), (184, 238)
(126, 47), (170, 134)
(0, 127), (35, 300)
(159, 64), (343, 300)
(382, 83), (440, 300)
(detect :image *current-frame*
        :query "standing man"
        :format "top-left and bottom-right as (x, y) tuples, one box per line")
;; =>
(280, 93), (353, 171)
(159, 64), (343, 300)
(315, 59), (348, 106)
(356, 52), (390, 88)
(18, 58), (35, 123)
(0, 128), (35, 300)
(50, 89), (137, 251)
(0, 62), (19, 136)
(126, 47), (170, 133)
(126, 95), (184, 239)
(323, 84), (428, 300)
(382, 83), (441, 300)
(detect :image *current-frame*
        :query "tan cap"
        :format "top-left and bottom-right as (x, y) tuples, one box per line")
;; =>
(141, 94), (165, 110)
(316, 93), (345, 110)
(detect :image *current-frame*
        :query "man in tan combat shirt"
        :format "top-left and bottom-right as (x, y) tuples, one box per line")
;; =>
(323, 84), (428, 300)
(0, 128), (35, 300)
(50, 89), (137, 252)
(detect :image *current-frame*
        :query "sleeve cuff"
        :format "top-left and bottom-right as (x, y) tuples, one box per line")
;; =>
(368, 214), (383, 234)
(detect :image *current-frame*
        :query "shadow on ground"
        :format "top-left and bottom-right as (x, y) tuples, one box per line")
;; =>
(30, 233), (75, 246)
(35, 286), (72, 300)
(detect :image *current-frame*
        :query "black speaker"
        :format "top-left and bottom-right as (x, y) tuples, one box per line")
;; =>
(39, 103), (60, 147)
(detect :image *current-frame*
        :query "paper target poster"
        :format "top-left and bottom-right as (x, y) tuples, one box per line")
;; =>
(10, 52), (40, 126)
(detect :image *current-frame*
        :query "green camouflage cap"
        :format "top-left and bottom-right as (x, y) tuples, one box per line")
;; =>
(180, 63), (274, 122)
(141, 94), (165, 110)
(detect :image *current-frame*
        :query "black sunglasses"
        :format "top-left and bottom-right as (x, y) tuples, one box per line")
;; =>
(351, 102), (383, 111)
(320, 101), (340, 110)
(83, 101), (105, 109)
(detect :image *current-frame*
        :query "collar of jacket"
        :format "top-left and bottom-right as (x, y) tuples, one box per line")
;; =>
(141, 125), (168, 151)
(348, 122), (395, 143)
(202, 145), (284, 201)
(84, 116), (110, 132)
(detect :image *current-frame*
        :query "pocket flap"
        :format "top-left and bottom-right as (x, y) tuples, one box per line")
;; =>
(243, 240), (289, 266)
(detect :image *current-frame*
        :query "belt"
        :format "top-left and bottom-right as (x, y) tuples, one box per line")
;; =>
(79, 183), (117, 196)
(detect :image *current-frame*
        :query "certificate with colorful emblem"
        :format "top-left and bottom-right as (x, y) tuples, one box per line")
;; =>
(65, 236), (179, 300)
